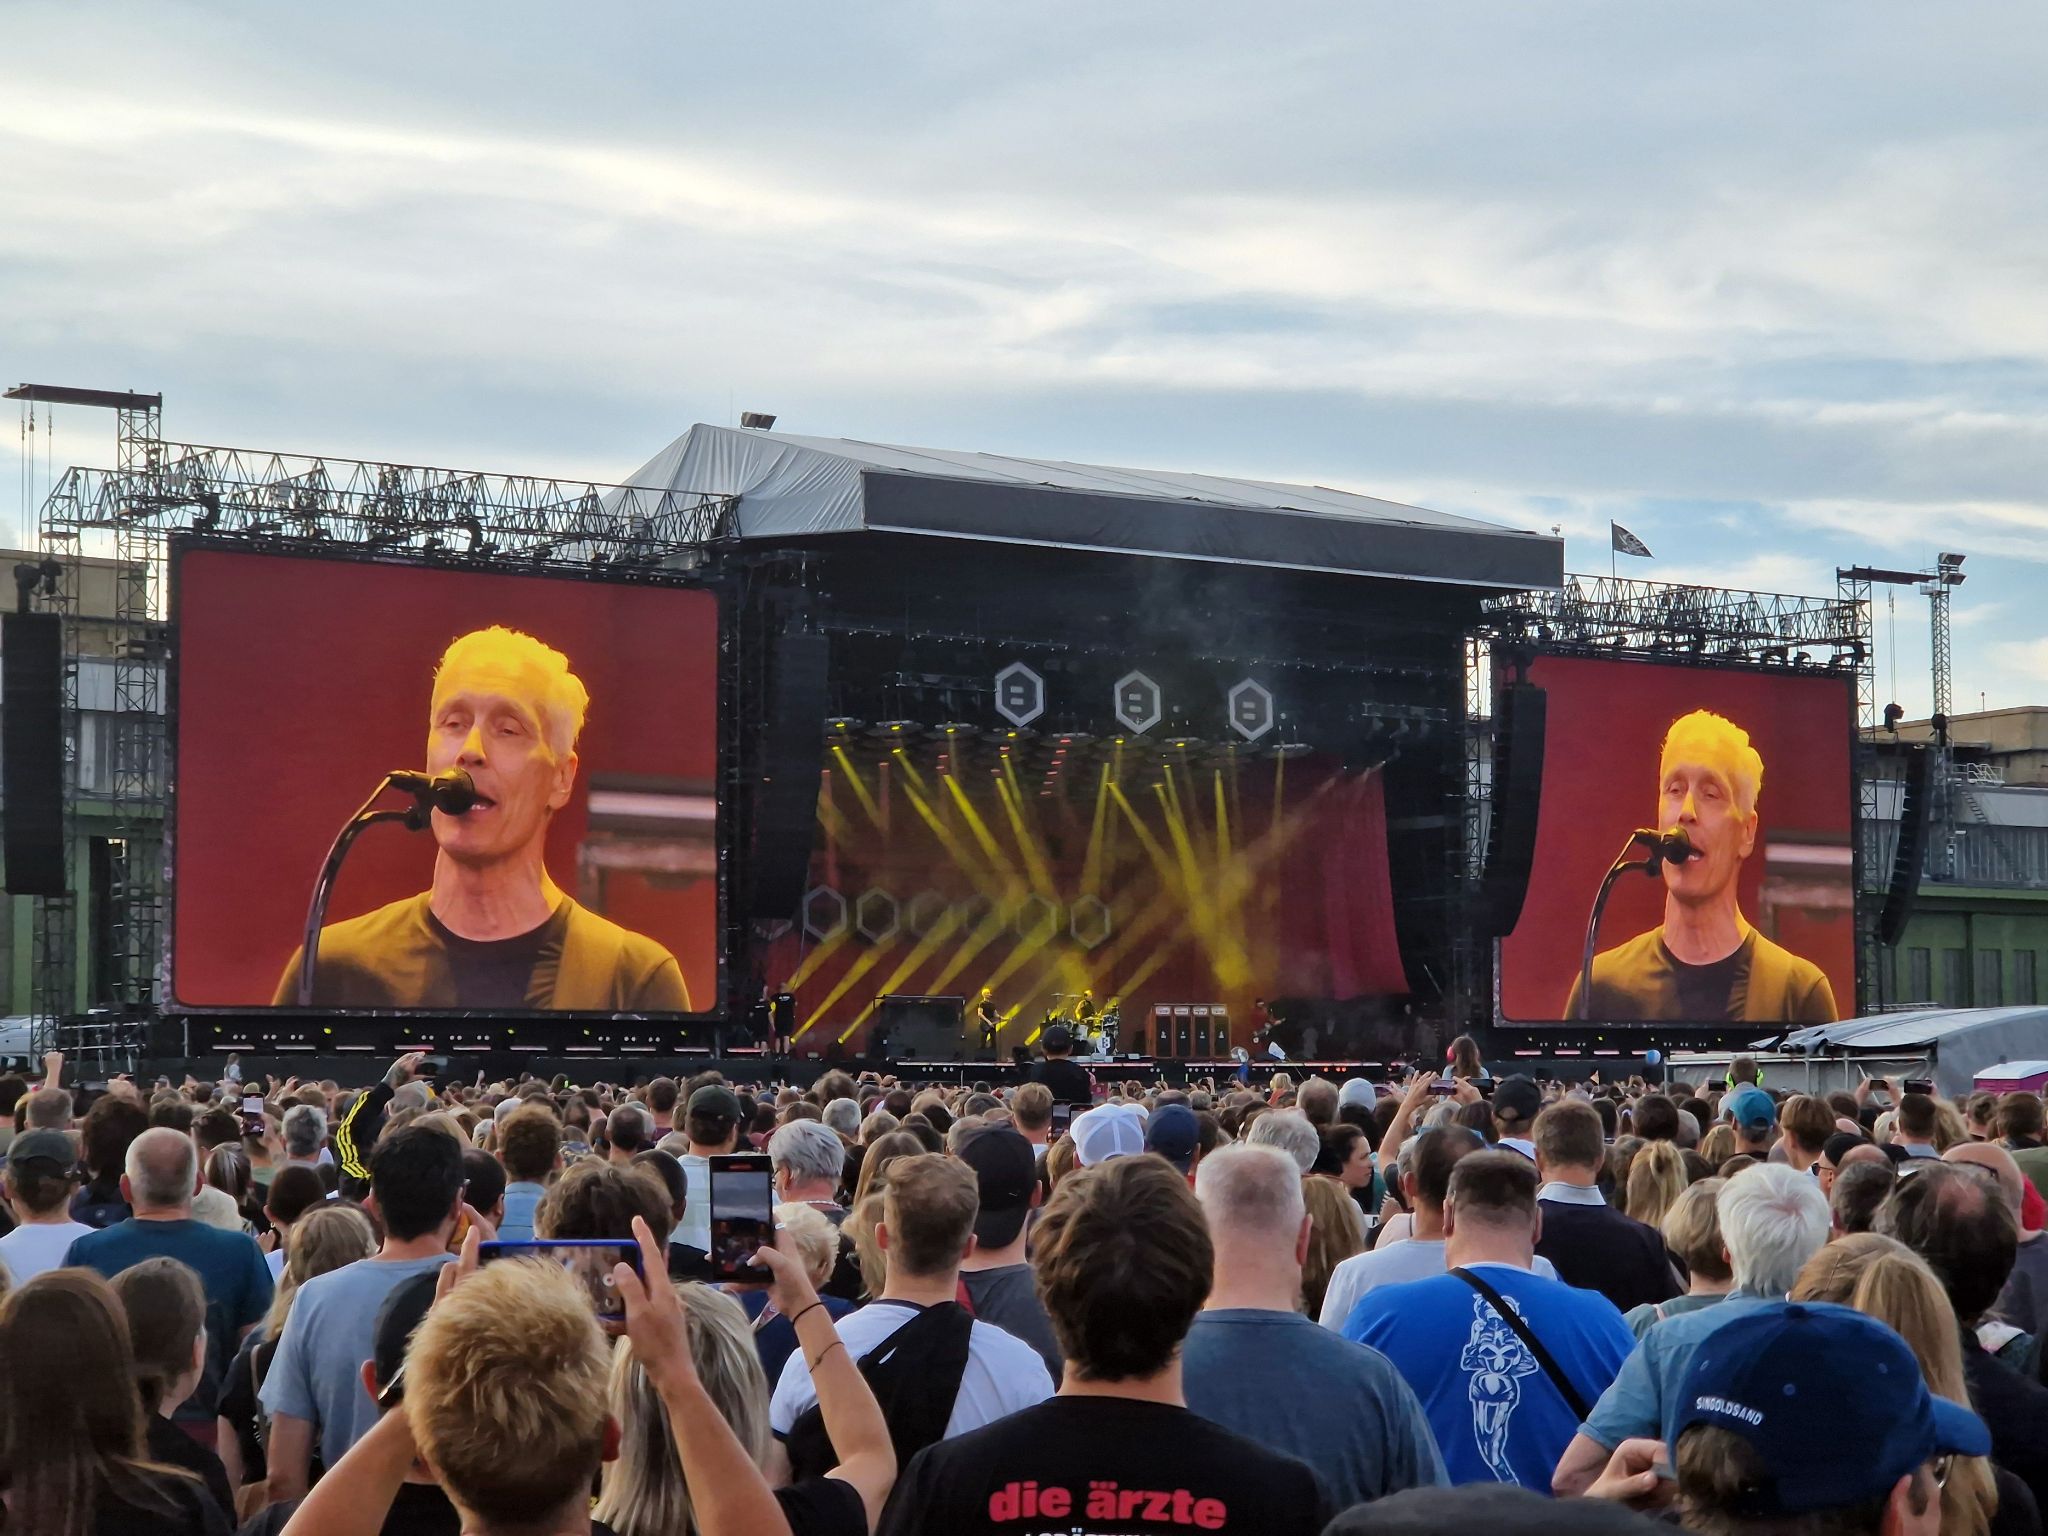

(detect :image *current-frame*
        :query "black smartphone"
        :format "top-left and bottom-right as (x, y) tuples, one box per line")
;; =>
(479, 1239), (643, 1323)
(1904, 1079), (1936, 1097)
(709, 1152), (775, 1283)
(1427, 1079), (1456, 1096)
(1050, 1103), (1073, 1138)
(240, 1093), (267, 1136)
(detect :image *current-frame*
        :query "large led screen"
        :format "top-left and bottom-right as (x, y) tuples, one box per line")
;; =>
(1498, 655), (1855, 1026)
(172, 545), (718, 1013)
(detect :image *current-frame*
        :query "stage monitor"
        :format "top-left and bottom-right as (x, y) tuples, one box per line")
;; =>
(170, 543), (720, 1016)
(1497, 654), (1854, 1028)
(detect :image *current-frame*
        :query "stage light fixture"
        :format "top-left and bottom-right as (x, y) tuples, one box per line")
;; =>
(826, 717), (863, 735)
(740, 411), (777, 430)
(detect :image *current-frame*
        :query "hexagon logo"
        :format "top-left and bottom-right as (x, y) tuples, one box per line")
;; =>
(1068, 893), (1112, 950)
(801, 885), (848, 942)
(905, 890), (952, 939)
(1227, 679), (1275, 742)
(995, 662), (1045, 728)
(1015, 893), (1061, 944)
(1114, 670), (1162, 734)
(855, 888), (900, 944)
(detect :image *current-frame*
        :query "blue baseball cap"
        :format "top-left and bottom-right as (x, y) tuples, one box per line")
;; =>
(1676, 1301), (1990, 1516)
(1724, 1084), (1777, 1133)
(1144, 1103), (1200, 1172)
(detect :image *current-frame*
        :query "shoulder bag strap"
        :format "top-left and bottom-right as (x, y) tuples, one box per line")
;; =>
(1450, 1267), (1592, 1422)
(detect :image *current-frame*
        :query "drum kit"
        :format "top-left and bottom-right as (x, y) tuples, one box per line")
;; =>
(1042, 992), (1121, 1057)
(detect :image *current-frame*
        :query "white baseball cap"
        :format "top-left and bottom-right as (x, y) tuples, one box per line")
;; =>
(1071, 1103), (1147, 1167)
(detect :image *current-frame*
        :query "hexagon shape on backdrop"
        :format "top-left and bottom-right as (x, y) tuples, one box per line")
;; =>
(855, 888), (900, 944)
(1015, 893), (1062, 944)
(1114, 670), (1162, 734)
(995, 662), (1045, 728)
(905, 889), (952, 939)
(1069, 893), (1112, 949)
(802, 886), (848, 942)
(1227, 679), (1275, 741)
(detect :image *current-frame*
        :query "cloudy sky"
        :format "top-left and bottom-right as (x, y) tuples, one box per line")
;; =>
(4, 1), (2046, 708)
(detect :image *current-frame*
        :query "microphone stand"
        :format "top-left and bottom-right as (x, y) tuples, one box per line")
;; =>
(1577, 835), (1672, 1023)
(295, 779), (432, 1009)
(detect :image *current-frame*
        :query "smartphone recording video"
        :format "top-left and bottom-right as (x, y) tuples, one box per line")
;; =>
(478, 1239), (642, 1323)
(709, 1152), (774, 1283)
(1050, 1103), (1073, 1138)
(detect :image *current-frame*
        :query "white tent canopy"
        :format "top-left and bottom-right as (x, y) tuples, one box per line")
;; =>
(623, 424), (1563, 591)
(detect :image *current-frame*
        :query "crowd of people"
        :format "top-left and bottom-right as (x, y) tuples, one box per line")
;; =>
(1, 1033), (2045, 1535)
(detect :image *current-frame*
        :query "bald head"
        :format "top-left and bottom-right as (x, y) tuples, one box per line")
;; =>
(124, 1126), (200, 1211)
(1945, 1141), (2025, 1220)
(1835, 1142), (1890, 1174)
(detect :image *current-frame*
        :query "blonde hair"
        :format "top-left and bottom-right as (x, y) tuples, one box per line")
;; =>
(1300, 1175), (1364, 1320)
(1660, 1177), (1731, 1283)
(1660, 709), (1764, 814)
(431, 626), (589, 757)
(1044, 1131), (1079, 1191)
(1792, 1235), (1996, 1536)
(595, 1285), (769, 1536)
(1697, 1124), (1737, 1170)
(773, 1201), (839, 1290)
(845, 1191), (887, 1300)
(406, 1259), (610, 1528)
(266, 1202), (377, 1338)
(1626, 1139), (1688, 1230)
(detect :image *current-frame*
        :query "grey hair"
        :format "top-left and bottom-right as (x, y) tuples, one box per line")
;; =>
(282, 1102), (327, 1158)
(125, 1126), (199, 1210)
(822, 1097), (862, 1138)
(1195, 1143), (1305, 1243)
(1718, 1162), (1830, 1297)
(767, 1118), (847, 1187)
(1246, 1110), (1321, 1175)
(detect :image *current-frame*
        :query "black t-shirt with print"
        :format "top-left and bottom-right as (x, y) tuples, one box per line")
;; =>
(875, 1395), (1330, 1536)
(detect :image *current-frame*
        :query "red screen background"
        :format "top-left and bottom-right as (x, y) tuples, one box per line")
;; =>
(172, 546), (719, 1010)
(1498, 655), (1856, 1024)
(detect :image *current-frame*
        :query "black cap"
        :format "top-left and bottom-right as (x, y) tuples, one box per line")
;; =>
(957, 1126), (1037, 1249)
(1041, 1025), (1073, 1054)
(1492, 1075), (1542, 1127)
(371, 1270), (443, 1396)
(5, 1129), (76, 1169)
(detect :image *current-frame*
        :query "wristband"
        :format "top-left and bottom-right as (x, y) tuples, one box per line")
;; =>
(790, 1300), (827, 1330)
(807, 1338), (845, 1372)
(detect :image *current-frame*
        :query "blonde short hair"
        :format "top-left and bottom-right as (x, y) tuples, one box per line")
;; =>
(774, 1201), (841, 1290)
(406, 1259), (610, 1527)
(432, 626), (589, 758)
(1660, 709), (1764, 814)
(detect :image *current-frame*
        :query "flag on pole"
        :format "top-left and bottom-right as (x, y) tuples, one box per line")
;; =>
(1611, 522), (1653, 559)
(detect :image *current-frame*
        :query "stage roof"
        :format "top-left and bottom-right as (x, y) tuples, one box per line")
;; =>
(623, 423), (1563, 591)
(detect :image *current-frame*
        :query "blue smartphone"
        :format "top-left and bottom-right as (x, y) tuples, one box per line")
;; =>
(479, 1239), (643, 1322)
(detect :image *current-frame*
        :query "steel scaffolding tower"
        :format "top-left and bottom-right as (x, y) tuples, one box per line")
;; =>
(15, 385), (737, 1070)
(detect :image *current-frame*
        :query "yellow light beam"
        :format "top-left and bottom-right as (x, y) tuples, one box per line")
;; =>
(1079, 762), (1112, 894)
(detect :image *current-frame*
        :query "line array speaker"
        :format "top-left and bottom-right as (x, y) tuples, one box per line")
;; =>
(750, 629), (829, 921)
(1474, 681), (1546, 938)
(1879, 745), (1932, 947)
(2, 612), (65, 896)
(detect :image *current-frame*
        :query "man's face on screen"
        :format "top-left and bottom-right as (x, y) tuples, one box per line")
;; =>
(1658, 757), (1756, 907)
(426, 656), (576, 866)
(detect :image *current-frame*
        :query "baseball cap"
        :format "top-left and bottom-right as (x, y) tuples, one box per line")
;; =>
(1725, 1085), (1777, 1133)
(956, 1126), (1038, 1248)
(1676, 1301), (1988, 1516)
(1145, 1103), (1200, 1173)
(1492, 1075), (1542, 1127)
(6, 1129), (76, 1168)
(1071, 1103), (1146, 1167)
(1337, 1079), (1378, 1112)
(686, 1085), (743, 1123)
(1041, 1024), (1073, 1054)
(370, 1269), (443, 1399)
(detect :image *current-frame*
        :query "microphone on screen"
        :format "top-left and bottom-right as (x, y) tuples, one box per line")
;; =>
(1630, 826), (1699, 865)
(386, 768), (479, 815)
